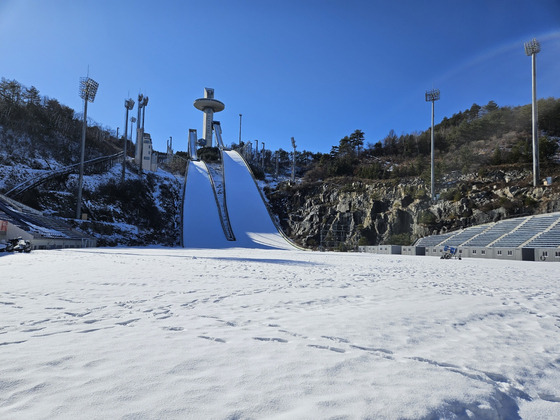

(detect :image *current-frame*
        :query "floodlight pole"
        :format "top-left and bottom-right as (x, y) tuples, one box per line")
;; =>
(425, 89), (440, 201)
(76, 97), (88, 219)
(139, 96), (148, 174)
(291, 137), (296, 183)
(135, 95), (143, 165)
(141, 97), (148, 130)
(130, 116), (136, 141)
(239, 114), (242, 144)
(135, 94), (147, 174)
(122, 98), (135, 183)
(76, 77), (99, 220)
(525, 38), (541, 187)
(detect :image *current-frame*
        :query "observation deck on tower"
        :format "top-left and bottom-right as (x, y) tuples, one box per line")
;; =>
(193, 88), (225, 148)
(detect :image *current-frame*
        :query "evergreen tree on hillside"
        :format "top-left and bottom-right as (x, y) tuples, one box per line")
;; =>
(539, 98), (560, 137)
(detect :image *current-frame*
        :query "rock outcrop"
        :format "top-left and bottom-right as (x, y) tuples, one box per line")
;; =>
(267, 169), (560, 250)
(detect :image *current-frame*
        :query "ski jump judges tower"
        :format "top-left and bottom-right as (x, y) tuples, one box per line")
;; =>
(193, 88), (225, 147)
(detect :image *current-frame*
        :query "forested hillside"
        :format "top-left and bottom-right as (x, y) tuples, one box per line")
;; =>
(0, 77), (126, 169)
(0, 78), (181, 246)
(298, 99), (560, 183)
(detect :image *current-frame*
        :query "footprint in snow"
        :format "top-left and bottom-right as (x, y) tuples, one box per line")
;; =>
(322, 335), (350, 343)
(0, 340), (27, 346)
(116, 318), (140, 326)
(307, 344), (345, 353)
(350, 344), (393, 355)
(198, 335), (226, 343)
(253, 337), (288, 343)
(164, 326), (184, 332)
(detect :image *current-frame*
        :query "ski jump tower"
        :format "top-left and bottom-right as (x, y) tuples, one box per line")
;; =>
(193, 88), (225, 148)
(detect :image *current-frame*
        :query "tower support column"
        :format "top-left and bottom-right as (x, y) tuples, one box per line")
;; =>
(194, 88), (225, 149)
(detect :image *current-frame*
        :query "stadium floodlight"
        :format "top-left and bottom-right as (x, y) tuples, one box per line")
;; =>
(425, 88), (440, 201)
(524, 38), (541, 56)
(76, 76), (99, 220)
(425, 89), (440, 103)
(524, 38), (541, 186)
(122, 98), (135, 183)
(79, 77), (99, 102)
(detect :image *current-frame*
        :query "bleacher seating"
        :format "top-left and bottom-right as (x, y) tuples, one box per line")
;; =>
(440, 224), (489, 247)
(492, 214), (560, 248)
(524, 222), (560, 248)
(414, 212), (560, 250)
(464, 218), (526, 247)
(415, 231), (455, 247)
(525, 228), (560, 248)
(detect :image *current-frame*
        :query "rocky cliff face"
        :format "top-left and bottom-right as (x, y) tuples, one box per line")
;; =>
(267, 169), (560, 250)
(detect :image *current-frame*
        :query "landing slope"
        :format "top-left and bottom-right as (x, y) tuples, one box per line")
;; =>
(223, 150), (295, 250)
(182, 160), (229, 248)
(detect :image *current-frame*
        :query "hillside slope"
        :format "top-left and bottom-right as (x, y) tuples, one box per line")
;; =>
(0, 126), (182, 247)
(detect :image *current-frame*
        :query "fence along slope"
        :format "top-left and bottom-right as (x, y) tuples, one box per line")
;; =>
(182, 160), (231, 248)
(222, 150), (297, 250)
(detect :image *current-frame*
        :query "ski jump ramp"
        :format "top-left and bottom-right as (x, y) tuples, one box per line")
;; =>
(182, 160), (231, 248)
(182, 150), (297, 250)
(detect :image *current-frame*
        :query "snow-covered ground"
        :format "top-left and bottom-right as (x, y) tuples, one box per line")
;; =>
(1, 247), (559, 419)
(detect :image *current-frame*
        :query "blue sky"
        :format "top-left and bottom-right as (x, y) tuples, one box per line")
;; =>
(0, 0), (559, 154)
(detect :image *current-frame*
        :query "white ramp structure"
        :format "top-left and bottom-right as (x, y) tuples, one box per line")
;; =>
(183, 87), (297, 250)
(222, 150), (295, 250)
(181, 150), (296, 250)
(182, 160), (231, 248)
